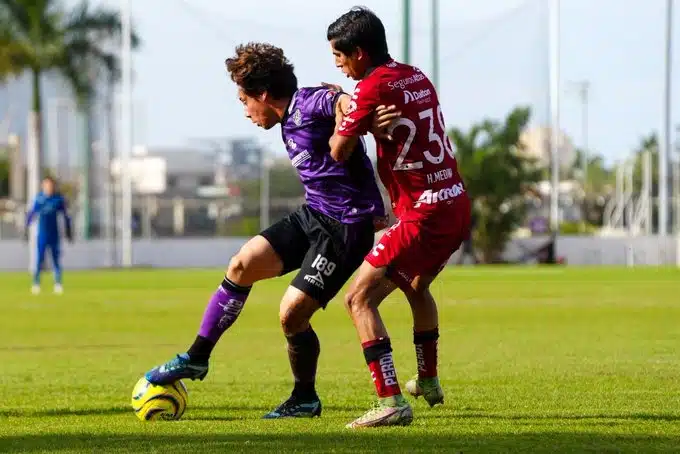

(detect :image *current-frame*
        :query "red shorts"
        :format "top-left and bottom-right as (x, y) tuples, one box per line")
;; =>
(365, 197), (471, 292)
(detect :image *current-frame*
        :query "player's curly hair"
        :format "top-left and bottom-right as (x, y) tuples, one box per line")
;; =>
(225, 42), (298, 100)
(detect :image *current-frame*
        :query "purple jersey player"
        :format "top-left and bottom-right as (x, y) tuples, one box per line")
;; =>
(281, 86), (381, 224)
(145, 42), (401, 419)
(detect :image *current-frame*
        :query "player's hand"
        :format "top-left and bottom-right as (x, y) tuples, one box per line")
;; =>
(372, 105), (401, 141)
(373, 216), (389, 232)
(321, 82), (344, 93)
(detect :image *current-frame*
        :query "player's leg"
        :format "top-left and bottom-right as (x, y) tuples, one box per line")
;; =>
(404, 279), (445, 407)
(146, 213), (309, 385)
(405, 201), (471, 407)
(32, 239), (47, 294)
(264, 212), (376, 419)
(263, 286), (323, 418)
(346, 220), (445, 428)
(50, 241), (63, 294)
(344, 262), (413, 428)
(187, 235), (281, 358)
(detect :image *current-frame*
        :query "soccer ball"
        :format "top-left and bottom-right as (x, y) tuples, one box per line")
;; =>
(131, 377), (188, 421)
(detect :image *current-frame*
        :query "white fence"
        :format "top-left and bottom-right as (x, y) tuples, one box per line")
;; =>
(0, 236), (678, 272)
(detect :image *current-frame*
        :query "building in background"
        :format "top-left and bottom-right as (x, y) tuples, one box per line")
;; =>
(519, 126), (583, 226)
(107, 140), (269, 238)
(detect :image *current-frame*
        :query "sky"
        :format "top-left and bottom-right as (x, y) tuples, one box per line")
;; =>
(35, 0), (680, 164)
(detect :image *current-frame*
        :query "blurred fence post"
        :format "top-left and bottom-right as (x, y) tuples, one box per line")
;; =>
(8, 134), (24, 203)
(173, 197), (184, 236)
(26, 112), (40, 273)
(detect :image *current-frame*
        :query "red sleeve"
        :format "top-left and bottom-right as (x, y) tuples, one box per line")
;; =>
(337, 79), (380, 137)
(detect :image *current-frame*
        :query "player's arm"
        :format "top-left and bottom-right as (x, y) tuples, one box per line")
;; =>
(312, 85), (356, 158)
(59, 198), (73, 242)
(329, 82), (380, 162)
(329, 133), (358, 163)
(329, 95), (359, 162)
(330, 105), (400, 160)
(322, 82), (399, 142)
(25, 198), (38, 227)
(23, 198), (39, 241)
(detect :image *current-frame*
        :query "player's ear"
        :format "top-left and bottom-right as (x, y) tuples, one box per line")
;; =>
(258, 91), (269, 103)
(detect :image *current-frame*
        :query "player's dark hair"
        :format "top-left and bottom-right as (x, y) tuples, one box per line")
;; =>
(225, 42), (298, 100)
(327, 6), (390, 64)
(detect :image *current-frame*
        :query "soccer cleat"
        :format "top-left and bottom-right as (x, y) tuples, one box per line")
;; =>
(346, 395), (413, 428)
(262, 395), (322, 419)
(31, 285), (40, 295)
(53, 284), (63, 295)
(405, 375), (444, 408)
(145, 353), (209, 385)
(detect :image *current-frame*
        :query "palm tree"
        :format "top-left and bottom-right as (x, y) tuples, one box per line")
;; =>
(0, 0), (140, 236)
(450, 106), (543, 262)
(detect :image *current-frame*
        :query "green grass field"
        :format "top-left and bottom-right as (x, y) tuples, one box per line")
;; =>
(1, 267), (679, 453)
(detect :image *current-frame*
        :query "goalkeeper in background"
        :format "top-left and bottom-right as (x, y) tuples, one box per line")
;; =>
(25, 176), (73, 294)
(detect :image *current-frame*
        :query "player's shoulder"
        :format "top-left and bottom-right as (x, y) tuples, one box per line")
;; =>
(360, 60), (428, 91)
(295, 86), (338, 104)
(382, 63), (428, 91)
(292, 86), (340, 116)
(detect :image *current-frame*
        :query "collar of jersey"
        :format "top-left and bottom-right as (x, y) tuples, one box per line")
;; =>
(281, 89), (299, 124)
(364, 57), (394, 78)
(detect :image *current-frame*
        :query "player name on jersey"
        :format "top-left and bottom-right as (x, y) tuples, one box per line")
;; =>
(426, 168), (454, 185)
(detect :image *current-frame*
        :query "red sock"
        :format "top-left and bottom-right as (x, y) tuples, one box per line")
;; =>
(362, 337), (402, 398)
(414, 328), (439, 379)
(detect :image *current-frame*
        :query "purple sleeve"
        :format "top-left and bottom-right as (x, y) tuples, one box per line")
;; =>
(310, 88), (343, 120)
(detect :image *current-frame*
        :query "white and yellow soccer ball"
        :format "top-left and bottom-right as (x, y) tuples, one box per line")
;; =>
(131, 377), (188, 421)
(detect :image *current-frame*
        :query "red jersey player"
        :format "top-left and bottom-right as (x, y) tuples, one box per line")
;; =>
(326, 7), (472, 428)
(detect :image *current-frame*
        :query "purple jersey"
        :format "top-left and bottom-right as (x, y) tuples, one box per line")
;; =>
(281, 86), (385, 223)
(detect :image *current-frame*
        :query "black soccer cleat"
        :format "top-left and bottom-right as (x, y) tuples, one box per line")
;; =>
(262, 395), (322, 419)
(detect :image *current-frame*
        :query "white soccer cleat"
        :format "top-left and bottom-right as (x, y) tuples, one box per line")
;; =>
(405, 375), (445, 408)
(346, 397), (413, 429)
(31, 285), (41, 295)
(53, 284), (63, 295)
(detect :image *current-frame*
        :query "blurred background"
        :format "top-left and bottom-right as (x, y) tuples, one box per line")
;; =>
(0, 0), (678, 268)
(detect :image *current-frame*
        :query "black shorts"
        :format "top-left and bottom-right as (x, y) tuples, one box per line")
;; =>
(259, 205), (375, 307)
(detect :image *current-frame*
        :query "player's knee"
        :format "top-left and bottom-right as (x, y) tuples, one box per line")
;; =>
(279, 308), (299, 336)
(279, 303), (311, 336)
(344, 287), (369, 318)
(226, 253), (248, 282)
(410, 275), (433, 294)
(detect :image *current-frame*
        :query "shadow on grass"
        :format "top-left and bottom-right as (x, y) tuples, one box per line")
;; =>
(0, 406), (244, 423)
(0, 405), (281, 418)
(0, 406), (131, 417)
(0, 432), (679, 453)
(3, 405), (679, 424)
(431, 412), (680, 423)
(0, 343), (176, 352)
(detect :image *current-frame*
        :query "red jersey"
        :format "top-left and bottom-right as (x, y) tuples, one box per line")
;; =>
(337, 60), (466, 220)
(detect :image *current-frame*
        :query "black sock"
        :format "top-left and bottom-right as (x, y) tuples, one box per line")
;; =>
(222, 276), (252, 294)
(287, 327), (320, 401)
(187, 335), (215, 362)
